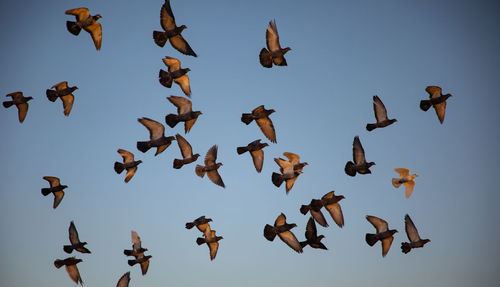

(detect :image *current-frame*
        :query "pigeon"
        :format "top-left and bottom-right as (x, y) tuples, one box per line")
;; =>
(136, 117), (175, 156)
(173, 134), (200, 169)
(153, 0), (197, 57)
(272, 152), (307, 194)
(392, 168), (418, 198)
(320, 191), (345, 228)
(185, 216), (212, 232)
(401, 214), (430, 254)
(236, 139), (269, 173)
(54, 257), (83, 285)
(46, 81), (78, 116)
(41, 176), (67, 209)
(420, 86), (452, 124)
(65, 8), (102, 50)
(116, 271), (131, 287)
(63, 221), (91, 254)
(365, 215), (398, 257)
(300, 217), (328, 250)
(159, 56), (191, 97)
(196, 224), (223, 260)
(299, 199), (328, 227)
(345, 136), (375, 176)
(366, 95), (397, 131)
(124, 231), (151, 276)
(264, 213), (302, 253)
(259, 19), (291, 68)
(3, 91), (32, 123)
(195, 145), (225, 188)
(241, 105), (277, 143)
(164, 96), (202, 133)
(114, 149), (142, 183)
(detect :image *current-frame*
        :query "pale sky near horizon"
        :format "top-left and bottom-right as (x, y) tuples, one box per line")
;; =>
(1, 0), (499, 286)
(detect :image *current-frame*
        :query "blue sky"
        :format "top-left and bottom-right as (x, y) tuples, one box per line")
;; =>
(1, 0), (499, 286)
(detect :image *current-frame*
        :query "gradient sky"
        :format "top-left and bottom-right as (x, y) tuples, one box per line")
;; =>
(1, 0), (499, 286)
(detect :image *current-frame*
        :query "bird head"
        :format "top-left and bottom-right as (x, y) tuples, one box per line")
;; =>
(62, 185), (68, 189)
(26, 96), (34, 101)
(318, 235), (325, 240)
(367, 162), (376, 168)
(136, 160), (143, 165)
(262, 143), (269, 148)
(216, 163), (223, 168)
(282, 47), (292, 54)
(179, 25), (187, 31)
(194, 111), (202, 117)
(184, 68), (191, 73)
(93, 14), (102, 20)
(422, 239), (431, 245)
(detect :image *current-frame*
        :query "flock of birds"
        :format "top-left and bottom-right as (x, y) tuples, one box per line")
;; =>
(2, 1), (454, 286)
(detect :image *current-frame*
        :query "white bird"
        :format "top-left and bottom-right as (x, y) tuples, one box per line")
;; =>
(392, 168), (418, 198)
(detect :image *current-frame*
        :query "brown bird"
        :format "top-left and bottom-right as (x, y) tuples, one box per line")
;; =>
(116, 272), (131, 287)
(366, 95), (397, 131)
(54, 257), (83, 285)
(196, 145), (225, 188)
(63, 221), (91, 254)
(46, 81), (78, 116)
(3, 91), (32, 123)
(114, 149), (142, 183)
(196, 224), (223, 260)
(401, 214), (430, 254)
(153, 0), (197, 57)
(321, 191), (345, 228)
(173, 134), (200, 169)
(299, 199), (328, 227)
(236, 139), (269, 173)
(259, 19), (291, 68)
(365, 215), (398, 257)
(392, 168), (418, 198)
(300, 217), (328, 250)
(264, 213), (303, 253)
(65, 8), (102, 50)
(159, 56), (191, 97)
(41, 176), (67, 209)
(185, 216), (212, 232)
(420, 86), (452, 124)
(345, 136), (375, 176)
(124, 231), (151, 276)
(272, 152), (307, 194)
(241, 105), (277, 143)
(136, 117), (175, 156)
(164, 96), (202, 133)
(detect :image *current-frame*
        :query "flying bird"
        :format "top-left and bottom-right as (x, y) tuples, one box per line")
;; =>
(46, 81), (78, 116)
(236, 139), (269, 173)
(185, 216), (212, 232)
(136, 117), (175, 156)
(365, 215), (398, 257)
(173, 134), (200, 169)
(164, 95), (202, 133)
(300, 199), (328, 228)
(116, 272), (131, 287)
(63, 221), (91, 254)
(401, 214), (430, 254)
(263, 213), (303, 253)
(259, 19), (291, 68)
(153, 0), (197, 57)
(195, 145), (225, 188)
(41, 176), (67, 209)
(65, 8), (102, 50)
(159, 56), (191, 97)
(320, 191), (345, 228)
(272, 152), (307, 194)
(392, 168), (418, 198)
(241, 105), (277, 143)
(54, 257), (83, 285)
(420, 86), (452, 124)
(124, 231), (151, 276)
(196, 225), (223, 260)
(345, 136), (375, 176)
(3, 91), (32, 123)
(114, 149), (142, 183)
(300, 217), (327, 250)
(366, 95), (397, 131)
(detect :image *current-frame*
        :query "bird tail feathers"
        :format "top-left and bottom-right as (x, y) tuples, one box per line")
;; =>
(185, 222), (195, 229)
(259, 48), (273, 68)
(173, 159), (184, 169)
(3, 101), (14, 108)
(136, 141), (151, 153)
(344, 161), (356, 177)
(392, 178), (402, 188)
(271, 172), (283, 188)
(41, 188), (51, 196)
(365, 233), (378, 246)
(196, 237), (206, 245)
(263, 224), (277, 241)
(127, 259), (137, 266)
(195, 165), (205, 178)
(114, 162), (125, 174)
(153, 31), (168, 47)
(299, 241), (308, 248)
(54, 259), (64, 269)
(159, 69), (173, 88)
(366, 123), (377, 131)
(401, 242), (412, 254)
(46, 89), (58, 102)
(123, 249), (133, 256)
(66, 21), (81, 35)
(420, 100), (432, 111)
(165, 114), (179, 128)
(299, 205), (310, 215)
(236, 146), (248, 155)
(240, 113), (253, 125)
(63, 245), (73, 254)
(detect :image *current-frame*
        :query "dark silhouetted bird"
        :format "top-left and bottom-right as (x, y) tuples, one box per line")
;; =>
(46, 81), (78, 116)
(195, 145), (225, 188)
(124, 231), (151, 276)
(300, 199), (328, 227)
(173, 134), (200, 169)
(236, 139), (269, 173)
(321, 191), (345, 228)
(401, 214), (430, 254)
(116, 271), (131, 287)
(186, 216), (212, 232)
(392, 168), (418, 198)
(300, 217), (327, 250)
(196, 225), (223, 260)
(153, 0), (197, 57)
(114, 149), (142, 183)
(345, 136), (375, 176)
(3, 91), (32, 123)
(263, 213), (303, 253)
(366, 95), (397, 131)
(164, 96), (201, 133)
(420, 86), (452, 124)
(41, 176), (67, 209)
(259, 19), (291, 68)
(63, 221), (91, 254)
(241, 105), (276, 143)
(65, 8), (102, 50)
(54, 257), (83, 285)
(272, 152), (307, 194)
(159, 56), (191, 96)
(365, 215), (398, 257)
(136, 117), (175, 156)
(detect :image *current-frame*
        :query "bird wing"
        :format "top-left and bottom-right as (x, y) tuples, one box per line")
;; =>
(65, 8), (90, 21)
(207, 170), (225, 188)
(124, 167), (137, 183)
(394, 168), (410, 177)
(283, 152), (300, 166)
(381, 236), (394, 257)
(43, 176), (61, 187)
(160, 0), (176, 31)
(162, 56), (181, 72)
(170, 35), (197, 57)
(167, 95), (192, 114)
(65, 263), (83, 285)
(85, 22), (102, 50)
(274, 213), (287, 226)
(405, 214), (422, 242)
(116, 272), (130, 287)
(305, 217), (318, 240)
(266, 19), (281, 52)
(208, 241), (219, 260)
(204, 145), (218, 165)
(184, 118), (197, 134)
(131, 231), (142, 251)
(174, 75), (191, 97)
(352, 136), (366, 164)
(324, 202), (344, 228)
(175, 134), (193, 159)
(366, 215), (388, 233)
(7, 91), (23, 100)
(68, 221), (81, 244)
(373, 95), (389, 122)
(274, 158), (293, 175)
(138, 117), (165, 140)
(250, 149), (264, 172)
(255, 117), (276, 143)
(140, 259), (150, 275)
(278, 230), (303, 253)
(285, 176), (297, 194)
(60, 94), (74, 116)
(53, 190), (65, 209)
(52, 81), (68, 90)
(118, 149), (135, 163)
(404, 180), (415, 198)
(433, 101), (447, 124)
(425, 86), (442, 99)
(17, 102), (28, 123)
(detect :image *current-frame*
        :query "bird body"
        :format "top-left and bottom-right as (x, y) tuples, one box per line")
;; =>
(392, 168), (418, 198)
(420, 86), (452, 124)
(263, 213), (302, 253)
(401, 214), (430, 254)
(159, 57), (191, 96)
(54, 257), (83, 285)
(124, 231), (151, 275)
(173, 134), (200, 169)
(241, 105), (277, 143)
(236, 139), (269, 172)
(65, 8), (102, 50)
(63, 221), (91, 254)
(137, 117), (175, 156)
(3, 91), (32, 123)
(164, 96), (201, 133)
(195, 145), (225, 188)
(366, 95), (397, 131)
(259, 20), (291, 67)
(365, 215), (397, 257)
(114, 149), (142, 182)
(41, 176), (67, 209)
(345, 136), (375, 176)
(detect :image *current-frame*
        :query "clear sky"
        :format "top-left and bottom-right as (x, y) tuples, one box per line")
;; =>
(1, 0), (499, 286)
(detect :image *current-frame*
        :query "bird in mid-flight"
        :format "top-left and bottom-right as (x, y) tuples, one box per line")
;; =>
(320, 191), (345, 228)
(420, 85), (452, 124)
(65, 8), (102, 50)
(259, 19), (291, 68)
(114, 149), (142, 183)
(300, 199), (328, 228)
(272, 152), (307, 194)
(159, 56), (191, 97)
(195, 145), (225, 188)
(173, 134), (200, 169)
(164, 96), (202, 134)
(46, 81), (78, 116)
(236, 139), (269, 173)
(392, 168), (418, 198)
(300, 217), (328, 250)
(54, 257), (83, 285)
(136, 117), (176, 156)
(241, 105), (277, 143)
(185, 216), (212, 232)
(365, 215), (398, 257)
(196, 224), (223, 260)
(41, 176), (67, 209)
(366, 95), (397, 131)
(63, 221), (91, 254)
(345, 136), (375, 176)
(264, 213), (303, 253)
(116, 272), (131, 287)
(401, 214), (430, 254)
(124, 231), (152, 276)
(3, 91), (32, 123)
